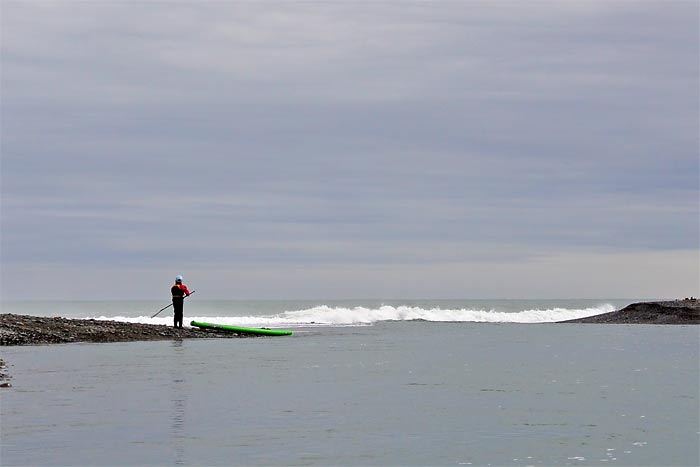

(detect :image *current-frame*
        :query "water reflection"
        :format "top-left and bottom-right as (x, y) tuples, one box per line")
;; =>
(170, 339), (186, 466)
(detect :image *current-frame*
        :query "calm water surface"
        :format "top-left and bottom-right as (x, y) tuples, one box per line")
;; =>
(1, 322), (698, 466)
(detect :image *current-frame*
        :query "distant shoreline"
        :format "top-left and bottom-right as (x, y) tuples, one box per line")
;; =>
(558, 299), (699, 325)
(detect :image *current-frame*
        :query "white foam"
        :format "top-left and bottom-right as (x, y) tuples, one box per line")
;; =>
(88, 304), (615, 327)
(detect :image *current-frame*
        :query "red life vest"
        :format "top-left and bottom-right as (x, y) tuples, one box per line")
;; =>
(171, 283), (190, 299)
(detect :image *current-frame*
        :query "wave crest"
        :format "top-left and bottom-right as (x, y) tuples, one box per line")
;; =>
(92, 304), (615, 327)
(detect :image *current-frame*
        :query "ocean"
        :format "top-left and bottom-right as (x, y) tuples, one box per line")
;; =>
(1, 299), (698, 466)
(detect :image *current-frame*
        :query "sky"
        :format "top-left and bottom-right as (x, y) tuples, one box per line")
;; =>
(1, 1), (698, 300)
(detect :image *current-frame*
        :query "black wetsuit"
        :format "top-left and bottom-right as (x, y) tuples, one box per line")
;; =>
(171, 284), (186, 328)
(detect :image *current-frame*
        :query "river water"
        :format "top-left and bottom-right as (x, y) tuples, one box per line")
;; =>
(1, 306), (698, 466)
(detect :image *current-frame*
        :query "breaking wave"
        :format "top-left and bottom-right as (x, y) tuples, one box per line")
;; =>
(92, 303), (615, 327)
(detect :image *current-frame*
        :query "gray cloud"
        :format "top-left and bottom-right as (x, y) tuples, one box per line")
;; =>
(1, 1), (697, 299)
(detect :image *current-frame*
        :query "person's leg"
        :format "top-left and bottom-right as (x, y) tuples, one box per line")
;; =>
(173, 300), (183, 328)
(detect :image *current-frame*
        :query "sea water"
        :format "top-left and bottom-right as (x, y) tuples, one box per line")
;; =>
(1, 300), (698, 466)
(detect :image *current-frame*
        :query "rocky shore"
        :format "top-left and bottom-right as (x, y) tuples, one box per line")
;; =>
(0, 314), (250, 347)
(560, 299), (700, 324)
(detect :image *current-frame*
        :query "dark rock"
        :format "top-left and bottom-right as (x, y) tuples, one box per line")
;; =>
(0, 358), (10, 384)
(0, 314), (253, 346)
(560, 299), (700, 324)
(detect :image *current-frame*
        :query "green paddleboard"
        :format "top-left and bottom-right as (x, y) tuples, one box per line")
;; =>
(190, 321), (293, 336)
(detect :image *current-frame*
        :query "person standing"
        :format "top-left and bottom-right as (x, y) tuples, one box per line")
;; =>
(171, 275), (191, 328)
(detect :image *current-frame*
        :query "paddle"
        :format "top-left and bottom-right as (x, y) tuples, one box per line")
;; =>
(151, 290), (196, 318)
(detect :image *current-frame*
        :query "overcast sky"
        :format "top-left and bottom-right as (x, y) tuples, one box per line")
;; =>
(1, 1), (698, 300)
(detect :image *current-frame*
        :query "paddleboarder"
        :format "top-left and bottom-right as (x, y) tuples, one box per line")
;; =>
(171, 275), (191, 329)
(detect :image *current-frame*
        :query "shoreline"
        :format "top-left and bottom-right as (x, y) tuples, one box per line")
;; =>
(1, 299), (697, 348)
(1, 301), (697, 385)
(0, 314), (251, 347)
(0, 315), (254, 387)
(558, 299), (699, 324)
